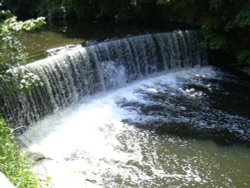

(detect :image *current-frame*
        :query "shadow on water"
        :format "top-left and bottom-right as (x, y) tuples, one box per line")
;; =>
(51, 20), (196, 41)
(15, 21), (250, 147)
(18, 66), (250, 187)
(4, 18), (250, 187)
(119, 67), (250, 147)
(20, 20), (196, 62)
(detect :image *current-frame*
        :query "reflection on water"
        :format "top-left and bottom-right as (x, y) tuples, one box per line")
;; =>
(120, 70), (250, 145)
(19, 31), (83, 62)
(20, 67), (250, 188)
(19, 21), (192, 62)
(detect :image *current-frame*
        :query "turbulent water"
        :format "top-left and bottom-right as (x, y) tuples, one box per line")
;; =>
(1, 30), (250, 187)
(0, 31), (206, 130)
(20, 66), (250, 188)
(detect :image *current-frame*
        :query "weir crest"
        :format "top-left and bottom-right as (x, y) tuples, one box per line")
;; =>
(0, 30), (207, 131)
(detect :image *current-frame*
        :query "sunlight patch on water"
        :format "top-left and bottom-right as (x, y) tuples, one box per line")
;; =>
(19, 66), (250, 187)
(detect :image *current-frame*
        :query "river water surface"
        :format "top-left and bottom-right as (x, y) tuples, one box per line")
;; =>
(20, 66), (250, 188)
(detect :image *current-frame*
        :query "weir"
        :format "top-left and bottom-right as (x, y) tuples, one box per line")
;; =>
(0, 30), (207, 130)
(2, 30), (250, 187)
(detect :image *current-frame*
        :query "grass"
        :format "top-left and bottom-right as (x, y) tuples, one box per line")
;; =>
(0, 117), (41, 188)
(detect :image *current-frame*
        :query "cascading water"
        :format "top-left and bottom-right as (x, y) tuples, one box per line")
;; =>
(1, 30), (250, 187)
(20, 67), (250, 188)
(0, 30), (207, 130)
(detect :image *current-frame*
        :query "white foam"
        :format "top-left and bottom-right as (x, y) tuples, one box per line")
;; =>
(20, 66), (222, 187)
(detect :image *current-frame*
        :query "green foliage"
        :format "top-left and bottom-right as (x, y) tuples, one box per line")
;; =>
(71, 0), (99, 20)
(0, 7), (47, 187)
(157, 0), (250, 64)
(0, 118), (40, 188)
(2, 0), (250, 64)
(202, 1), (250, 64)
(0, 5), (45, 93)
(2, 0), (75, 20)
(2, 68), (44, 93)
(34, 0), (75, 20)
(98, 0), (132, 19)
(0, 9), (46, 66)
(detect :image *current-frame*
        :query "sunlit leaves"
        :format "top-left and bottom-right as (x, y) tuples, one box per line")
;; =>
(0, 118), (41, 188)
(3, 68), (44, 93)
(0, 6), (45, 93)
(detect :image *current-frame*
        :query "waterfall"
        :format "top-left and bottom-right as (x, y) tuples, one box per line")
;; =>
(0, 30), (207, 132)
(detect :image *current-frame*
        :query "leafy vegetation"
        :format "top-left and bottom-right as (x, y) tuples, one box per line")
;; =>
(0, 4), (45, 66)
(163, 0), (250, 64)
(0, 1), (248, 187)
(1, 0), (75, 21)
(0, 4), (47, 187)
(2, 0), (249, 64)
(0, 118), (40, 188)
(0, 3), (45, 93)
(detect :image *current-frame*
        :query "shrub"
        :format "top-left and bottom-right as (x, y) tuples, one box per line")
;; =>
(0, 3), (45, 93)
(0, 118), (40, 188)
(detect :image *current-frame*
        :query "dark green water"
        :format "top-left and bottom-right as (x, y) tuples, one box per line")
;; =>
(19, 29), (83, 61)
(20, 21), (192, 62)
(20, 67), (250, 188)
(16, 23), (250, 187)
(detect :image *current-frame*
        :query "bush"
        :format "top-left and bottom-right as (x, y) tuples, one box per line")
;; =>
(158, 0), (250, 64)
(0, 118), (40, 188)
(0, 4), (45, 93)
